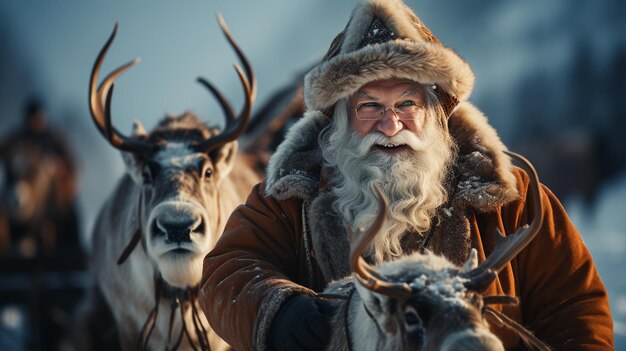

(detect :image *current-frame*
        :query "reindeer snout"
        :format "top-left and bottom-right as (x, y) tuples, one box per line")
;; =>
(155, 216), (205, 244)
(150, 202), (207, 246)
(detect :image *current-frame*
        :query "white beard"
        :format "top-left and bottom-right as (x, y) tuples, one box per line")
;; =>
(320, 99), (456, 263)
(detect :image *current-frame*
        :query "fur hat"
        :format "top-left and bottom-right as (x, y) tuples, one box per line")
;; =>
(303, 0), (475, 115)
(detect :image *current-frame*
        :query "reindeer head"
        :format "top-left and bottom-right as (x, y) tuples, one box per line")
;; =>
(339, 151), (548, 351)
(89, 15), (255, 289)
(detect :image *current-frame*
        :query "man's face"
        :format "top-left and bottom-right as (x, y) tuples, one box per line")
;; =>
(349, 78), (427, 144)
(322, 79), (454, 262)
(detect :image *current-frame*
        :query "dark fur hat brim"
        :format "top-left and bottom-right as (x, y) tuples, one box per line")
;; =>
(304, 39), (475, 111)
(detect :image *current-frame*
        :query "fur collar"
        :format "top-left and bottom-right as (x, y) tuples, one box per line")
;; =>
(265, 102), (519, 280)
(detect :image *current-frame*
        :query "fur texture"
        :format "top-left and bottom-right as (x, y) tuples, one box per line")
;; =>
(265, 102), (518, 282)
(324, 251), (503, 351)
(85, 114), (260, 351)
(304, 0), (475, 111)
(320, 98), (455, 263)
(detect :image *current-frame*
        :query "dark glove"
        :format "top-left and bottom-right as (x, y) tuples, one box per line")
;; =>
(269, 294), (333, 351)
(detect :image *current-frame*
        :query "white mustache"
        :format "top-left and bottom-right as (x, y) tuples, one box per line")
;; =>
(356, 130), (426, 155)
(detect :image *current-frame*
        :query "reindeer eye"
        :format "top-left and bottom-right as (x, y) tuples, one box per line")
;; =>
(142, 165), (153, 184)
(405, 311), (419, 325)
(142, 161), (160, 185)
(404, 306), (422, 327)
(204, 168), (213, 179)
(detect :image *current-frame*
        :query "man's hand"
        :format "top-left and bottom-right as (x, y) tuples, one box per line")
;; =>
(269, 294), (333, 351)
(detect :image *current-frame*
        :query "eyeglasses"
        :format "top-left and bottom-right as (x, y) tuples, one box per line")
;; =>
(353, 101), (425, 121)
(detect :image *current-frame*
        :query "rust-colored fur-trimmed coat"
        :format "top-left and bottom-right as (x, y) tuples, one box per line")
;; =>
(200, 103), (613, 350)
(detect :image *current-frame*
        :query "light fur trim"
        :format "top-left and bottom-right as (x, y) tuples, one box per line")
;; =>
(265, 102), (518, 211)
(265, 110), (328, 200)
(304, 0), (475, 110)
(264, 101), (520, 274)
(448, 102), (518, 209)
(304, 41), (474, 111)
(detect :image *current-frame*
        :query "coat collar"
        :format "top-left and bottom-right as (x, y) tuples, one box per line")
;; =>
(266, 102), (518, 207)
(265, 102), (520, 280)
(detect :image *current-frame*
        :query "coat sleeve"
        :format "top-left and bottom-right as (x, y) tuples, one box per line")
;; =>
(199, 182), (314, 351)
(511, 169), (614, 350)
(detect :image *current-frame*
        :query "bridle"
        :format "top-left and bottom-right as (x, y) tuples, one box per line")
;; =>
(481, 297), (550, 351)
(89, 13), (255, 351)
(116, 192), (211, 351)
(117, 190), (145, 265)
(329, 285), (549, 351)
(136, 276), (210, 351)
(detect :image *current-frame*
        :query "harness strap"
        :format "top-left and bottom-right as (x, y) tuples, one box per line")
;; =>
(170, 306), (186, 350)
(191, 298), (210, 350)
(119, 192), (211, 350)
(166, 296), (179, 348)
(181, 303), (199, 351)
(484, 306), (550, 351)
(117, 191), (144, 265)
(344, 288), (355, 351)
(136, 277), (162, 350)
(117, 229), (141, 265)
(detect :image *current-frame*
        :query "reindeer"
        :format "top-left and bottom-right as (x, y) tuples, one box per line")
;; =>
(322, 151), (550, 351)
(79, 15), (259, 351)
(0, 131), (79, 256)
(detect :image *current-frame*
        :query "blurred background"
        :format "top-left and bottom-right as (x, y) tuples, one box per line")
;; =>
(0, 0), (624, 349)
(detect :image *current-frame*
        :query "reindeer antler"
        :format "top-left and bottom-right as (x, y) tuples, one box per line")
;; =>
(89, 23), (154, 156)
(349, 183), (413, 301)
(462, 150), (544, 291)
(195, 13), (256, 154)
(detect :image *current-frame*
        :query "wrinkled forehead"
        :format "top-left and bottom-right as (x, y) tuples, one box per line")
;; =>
(153, 142), (207, 168)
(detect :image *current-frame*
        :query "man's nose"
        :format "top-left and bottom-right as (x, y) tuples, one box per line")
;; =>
(377, 108), (403, 136)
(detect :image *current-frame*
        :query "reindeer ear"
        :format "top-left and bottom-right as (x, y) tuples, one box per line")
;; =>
(354, 281), (401, 333)
(355, 281), (387, 314)
(132, 120), (148, 138)
(462, 248), (478, 272)
(117, 121), (148, 184)
(121, 151), (144, 184)
(211, 140), (238, 182)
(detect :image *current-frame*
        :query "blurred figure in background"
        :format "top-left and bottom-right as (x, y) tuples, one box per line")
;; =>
(0, 97), (81, 257)
(0, 98), (84, 351)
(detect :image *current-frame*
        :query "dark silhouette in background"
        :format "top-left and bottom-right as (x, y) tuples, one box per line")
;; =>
(0, 98), (80, 255)
(0, 98), (87, 350)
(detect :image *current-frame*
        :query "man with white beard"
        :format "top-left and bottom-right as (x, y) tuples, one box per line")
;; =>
(322, 79), (455, 264)
(199, 0), (614, 350)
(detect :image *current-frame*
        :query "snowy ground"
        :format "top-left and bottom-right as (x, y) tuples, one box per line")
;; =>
(567, 170), (626, 348)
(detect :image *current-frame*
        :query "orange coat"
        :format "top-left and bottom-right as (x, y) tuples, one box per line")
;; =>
(200, 105), (613, 350)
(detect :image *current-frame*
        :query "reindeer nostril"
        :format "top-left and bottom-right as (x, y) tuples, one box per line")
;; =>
(151, 221), (163, 237)
(156, 218), (196, 244)
(192, 217), (206, 235)
(165, 225), (192, 245)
